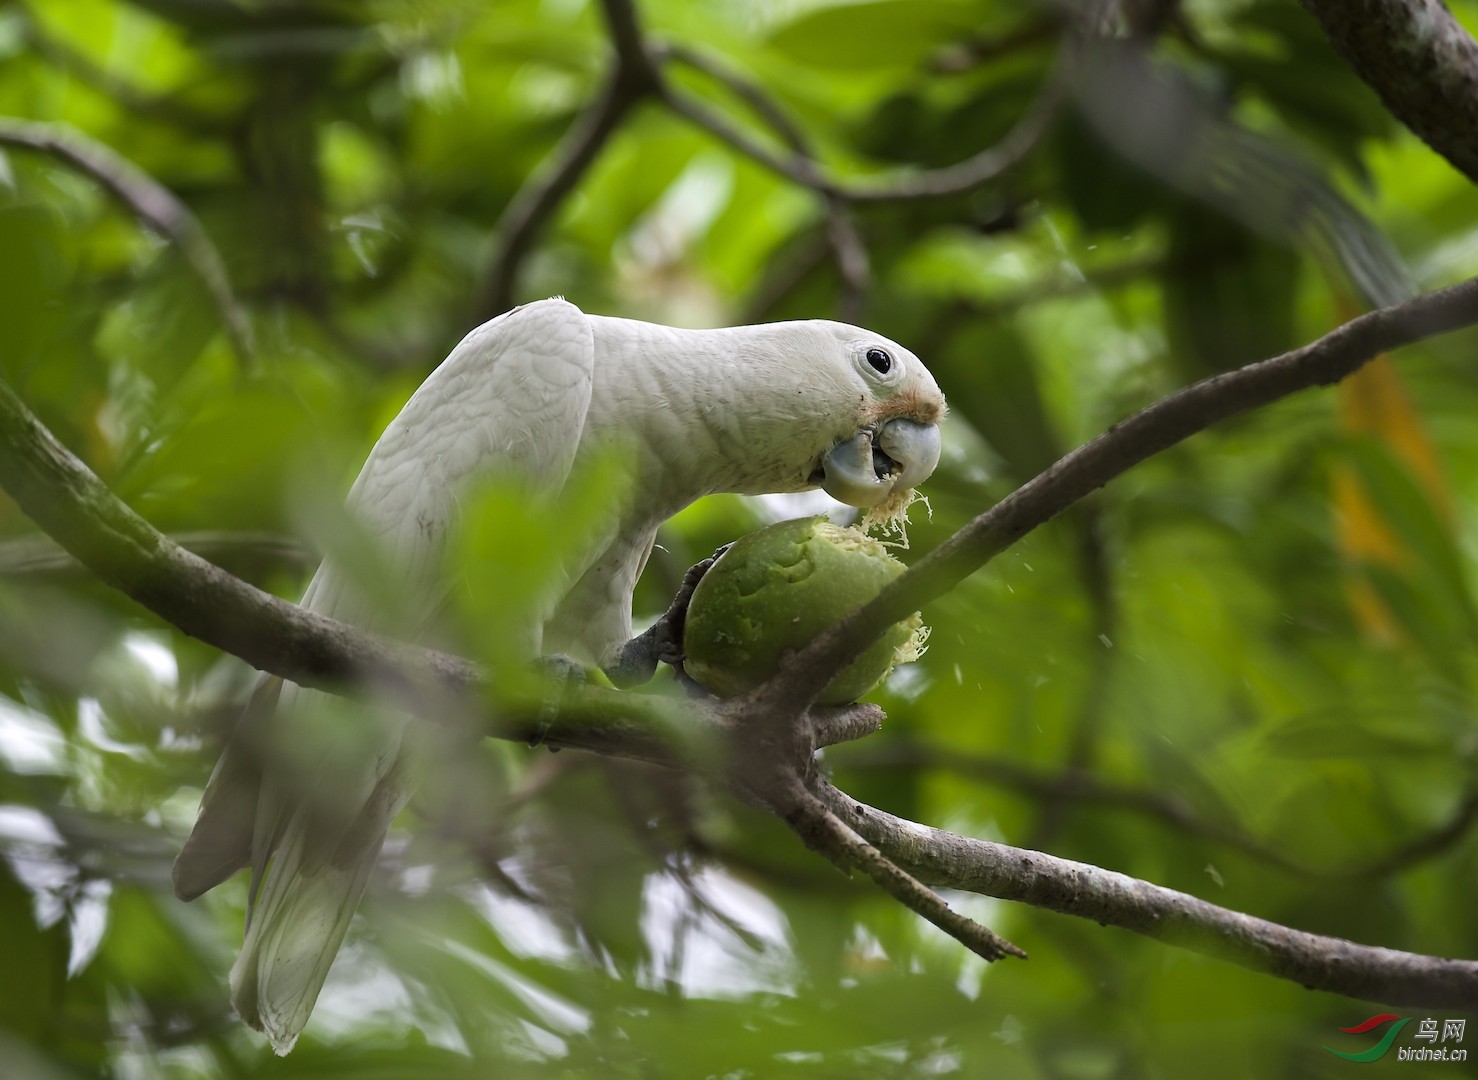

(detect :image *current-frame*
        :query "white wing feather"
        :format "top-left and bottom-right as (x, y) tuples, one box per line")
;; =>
(178, 300), (595, 1053)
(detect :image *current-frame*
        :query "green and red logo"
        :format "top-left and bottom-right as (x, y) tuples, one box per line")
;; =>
(1324, 1014), (1411, 1062)
(1325, 1014), (1469, 1063)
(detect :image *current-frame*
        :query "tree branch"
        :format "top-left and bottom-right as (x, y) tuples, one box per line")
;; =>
(837, 741), (1478, 882)
(0, 118), (255, 366)
(661, 72), (1059, 204)
(2, 365), (1477, 1008)
(479, 0), (663, 317)
(0, 374), (703, 765)
(783, 786), (1025, 962)
(817, 779), (1478, 1008)
(656, 43), (871, 318)
(483, 0), (1057, 315)
(1300, 0), (1478, 186)
(767, 274), (1478, 707)
(479, 71), (650, 319)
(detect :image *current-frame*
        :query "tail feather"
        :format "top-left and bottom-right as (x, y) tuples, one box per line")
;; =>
(230, 750), (413, 1055)
(172, 677), (284, 901)
(230, 817), (385, 1055)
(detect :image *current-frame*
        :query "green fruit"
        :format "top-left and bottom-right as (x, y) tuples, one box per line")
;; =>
(683, 517), (927, 703)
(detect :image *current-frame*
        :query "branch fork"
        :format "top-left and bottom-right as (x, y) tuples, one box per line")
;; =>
(716, 683), (1025, 964)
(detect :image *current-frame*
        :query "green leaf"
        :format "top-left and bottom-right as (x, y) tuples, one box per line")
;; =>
(937, 320), (1061, 480)
(1341, 435), (1478, 641)
(0, 201), (67, 382)
(768, 0), (979, 71)
(0, 859), (65, 1040)
(1161, 201), (1300, 378)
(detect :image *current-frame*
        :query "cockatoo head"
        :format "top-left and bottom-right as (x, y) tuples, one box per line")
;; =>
(797, 323), (946, 516)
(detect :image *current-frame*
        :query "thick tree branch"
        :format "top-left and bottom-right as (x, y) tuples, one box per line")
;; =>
(817, 780), (1478, 1009)
(0, 375), (701, 764)
(1300, 0), (1478, 186)
(0, 118), (255, 366)
(769, 274), (1478, 707)
(0, 378), (454, 697)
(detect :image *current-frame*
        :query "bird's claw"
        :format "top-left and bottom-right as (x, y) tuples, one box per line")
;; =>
(604, 543), (731, 689)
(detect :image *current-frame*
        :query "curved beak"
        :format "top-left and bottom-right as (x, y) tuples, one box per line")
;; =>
(816, 417), (942, 507)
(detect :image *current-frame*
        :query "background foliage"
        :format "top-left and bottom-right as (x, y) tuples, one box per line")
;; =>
(1, 0), (1477, 1076)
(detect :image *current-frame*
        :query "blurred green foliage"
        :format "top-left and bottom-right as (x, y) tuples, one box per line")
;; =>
(1, 0), (1477, 1076)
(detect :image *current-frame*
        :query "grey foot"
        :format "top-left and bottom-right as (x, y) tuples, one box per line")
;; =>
(604, 544), (731, 689)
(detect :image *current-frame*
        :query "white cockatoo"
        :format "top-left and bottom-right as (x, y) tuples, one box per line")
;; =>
(173, 298), (945, 1053)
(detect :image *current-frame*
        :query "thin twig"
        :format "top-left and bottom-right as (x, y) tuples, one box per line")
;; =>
(480, 0), (663, 317)
(781, 785), (1025, 962)
(483, 2), (1051, 317)
(811, 702), (885, 748)
(767, 274), (1478, 708)
(0, 118), (255, 367)
(663, 78), (1060, 204)
(656, 43), (870, 316)
(957, 254), (1164, 319)
(1349, 789), (1478, 881)
(481, 71), (649, 318)
(742, 230), (831, 322)
(836, 741), (1312, 874)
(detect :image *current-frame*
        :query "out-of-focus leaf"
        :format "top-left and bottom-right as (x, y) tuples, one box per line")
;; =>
(1333, 356), (1461, 652)
(0, 859), (65, 1040)
(1340, 436), (1474, 631)
(1055, 110), (1159, 233)
(768, 0), (980, 72)
(1161, 202), (1300, 378)
(852, 60), (1045, 167)
(95, 251), (217, 387)
(0, 200), (67, 383)
(937, 318), (1061, 480)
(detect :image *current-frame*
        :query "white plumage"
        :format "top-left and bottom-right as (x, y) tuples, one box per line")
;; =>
(174, 299), (945, 1052)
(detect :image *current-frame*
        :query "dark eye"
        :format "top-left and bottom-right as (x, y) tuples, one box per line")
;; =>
(865, 347), (892, 374)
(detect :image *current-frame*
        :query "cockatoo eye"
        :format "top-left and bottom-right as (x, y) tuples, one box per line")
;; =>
(865, 347), (893, 374)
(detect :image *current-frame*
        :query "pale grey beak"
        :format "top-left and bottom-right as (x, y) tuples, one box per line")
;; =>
(817, 418), (942, 507)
